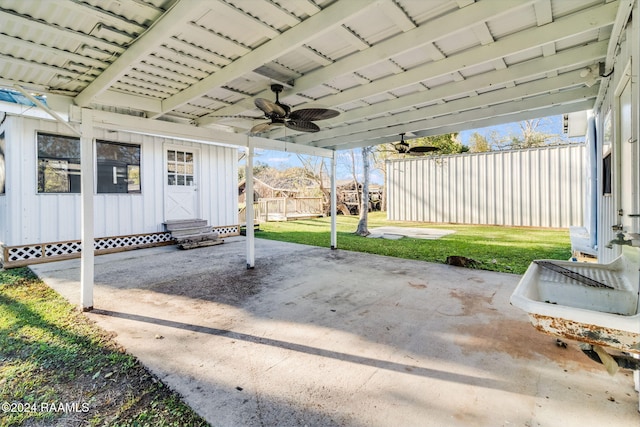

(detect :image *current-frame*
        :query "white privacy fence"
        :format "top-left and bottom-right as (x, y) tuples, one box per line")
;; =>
(386, 144), (586, 228)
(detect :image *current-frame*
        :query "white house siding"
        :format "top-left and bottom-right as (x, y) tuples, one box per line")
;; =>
(0, 117), (8, 249)
(2, 115), (238, 247)
(386, 144), (586, 228)
(594, 10), (638, 264)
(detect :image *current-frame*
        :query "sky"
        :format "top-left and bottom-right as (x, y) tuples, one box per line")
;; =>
(249, 114), (586, 182)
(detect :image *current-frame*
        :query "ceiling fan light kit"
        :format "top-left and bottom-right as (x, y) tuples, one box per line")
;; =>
(393, 133), (438, 155)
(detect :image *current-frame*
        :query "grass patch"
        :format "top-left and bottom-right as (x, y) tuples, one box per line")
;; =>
(256, 212), (571, 275)
(0, 268), (209, 427)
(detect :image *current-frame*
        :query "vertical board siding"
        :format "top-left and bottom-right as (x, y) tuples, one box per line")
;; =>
(0, 118), (9, 246)
(387, 144), (586, 228)
(3, 116), (238, 246)
(595, 18), (636, 264)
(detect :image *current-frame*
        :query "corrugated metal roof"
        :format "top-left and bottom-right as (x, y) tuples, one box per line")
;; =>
(0, 0), (628, 151)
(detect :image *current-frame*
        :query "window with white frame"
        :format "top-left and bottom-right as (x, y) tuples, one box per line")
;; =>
(166, 149), (194, 186)
(37, 133), (80, 193)
(96, 140), (141, 193)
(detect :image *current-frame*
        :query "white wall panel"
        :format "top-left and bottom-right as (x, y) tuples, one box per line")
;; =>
(387, 144), (586, 228)
(0, 117), (9, 245)
(594, 15), (637, 264)
(3, 115), (238, 246)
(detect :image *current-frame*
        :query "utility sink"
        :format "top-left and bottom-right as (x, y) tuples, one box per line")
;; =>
(510, 247), (640, 354)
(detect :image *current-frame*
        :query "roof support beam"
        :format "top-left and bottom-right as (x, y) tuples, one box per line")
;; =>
(323, 86), (597, 149)
(198, 0), (531, 125)
(292, 40), (607, 144)
(74, 0), (209, 107)
(311, 70), (591, 147)
(336, 100), (594, 150)
(76, 107), (333, 157)
(161, 0), (377, 119)
(309, 1), (617, 116)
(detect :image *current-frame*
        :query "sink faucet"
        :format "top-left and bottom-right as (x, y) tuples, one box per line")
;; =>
(606, 232), (633, 248)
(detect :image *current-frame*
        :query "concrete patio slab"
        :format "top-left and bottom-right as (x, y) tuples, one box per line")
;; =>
(367, 226), (455, 240)
(30, 237), (639, 426)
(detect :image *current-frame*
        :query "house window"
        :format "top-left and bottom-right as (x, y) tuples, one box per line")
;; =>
(602, 153), (612, 195)
(602, 110), (612, 196)
(0, 132), (5, 194)
(167, 149), (194, 186)
(97, 140), (141, 193)
(37, 133), (80, 193)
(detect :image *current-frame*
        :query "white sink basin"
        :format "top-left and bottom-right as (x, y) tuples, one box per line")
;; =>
(510, 247), (640, 354)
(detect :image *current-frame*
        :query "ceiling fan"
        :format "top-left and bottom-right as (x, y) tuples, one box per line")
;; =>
(250, 84), (340, 135)
(393, 133), (439, 155)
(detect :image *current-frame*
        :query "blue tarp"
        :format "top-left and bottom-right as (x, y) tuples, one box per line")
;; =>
(0, 88), (48, 107)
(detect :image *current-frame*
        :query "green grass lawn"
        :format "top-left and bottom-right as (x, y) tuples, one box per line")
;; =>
(0, 268), (209, 427)
(255, 212), (571, 275)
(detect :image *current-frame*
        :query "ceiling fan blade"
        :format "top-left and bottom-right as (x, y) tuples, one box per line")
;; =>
(255, 98), (286, 118)
(289, 108), (340, 121)
(408, 146), (439, 153)
(249, 122), (274, 134)
(285, 120), (320, 133)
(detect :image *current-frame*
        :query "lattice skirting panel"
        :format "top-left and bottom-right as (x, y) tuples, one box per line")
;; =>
(2, 232), (174, 268)
(1, 225), (241, 269)
(214, 225), (240, 237)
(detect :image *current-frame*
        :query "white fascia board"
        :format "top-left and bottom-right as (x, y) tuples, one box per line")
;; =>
(0, 101), (66, 120)
(88, 109), (248, 147)
(82, 108), (334, 156)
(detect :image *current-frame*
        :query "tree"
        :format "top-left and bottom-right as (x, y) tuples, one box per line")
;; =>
(469, 132), (491, 152)
(355, 146), (373, 236)
(296, 155), (332, 214)
(398, 133), (467, 155)
(489, 118), (558, 150)
(348, 149), (362, 210)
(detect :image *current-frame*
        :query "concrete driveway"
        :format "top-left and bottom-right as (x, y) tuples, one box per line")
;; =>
(31, 237), (639, 426)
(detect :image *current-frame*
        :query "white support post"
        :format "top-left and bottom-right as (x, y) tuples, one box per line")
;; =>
(246, 140), (255, 269)
(330, 150), (337, 250)
(80, 108), (95, 310)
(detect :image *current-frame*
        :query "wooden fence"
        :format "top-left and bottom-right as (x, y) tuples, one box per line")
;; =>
(239, 197), (324, 223)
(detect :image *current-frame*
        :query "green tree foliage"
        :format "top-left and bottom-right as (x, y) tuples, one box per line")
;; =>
(416, 133), (468, 155)
(469, 132), (491, 152)
(375, 132), (466, 159)
(238, 160), (272, 181)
